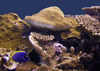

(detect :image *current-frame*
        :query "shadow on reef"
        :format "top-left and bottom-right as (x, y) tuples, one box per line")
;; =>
(29, 49), (41, 64)
(92, 43), (100, 71)
(78, 42), (100, 71)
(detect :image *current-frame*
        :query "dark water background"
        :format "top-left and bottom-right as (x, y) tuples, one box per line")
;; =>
(0, 0), (100, 19)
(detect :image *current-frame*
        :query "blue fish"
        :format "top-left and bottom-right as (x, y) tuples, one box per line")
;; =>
(10, 51), (29, 63)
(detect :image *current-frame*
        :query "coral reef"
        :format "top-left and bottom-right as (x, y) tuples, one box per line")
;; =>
(0, 13), (32, 51)
(25, 6), (72, 31)
(30, 32), (54, 42)
(0, 6), (100, 71)
(82, 6), (100, 23)
(29, 33), (47, 57)
(16, 61), (38, 71)
(75, 14), (100, 36)
(61, 15), (82, 40)
(82, 6), (100, 16)
(28, 33), (85, 70)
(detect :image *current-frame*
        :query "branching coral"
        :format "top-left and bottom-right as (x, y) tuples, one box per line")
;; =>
(82, 6), (100, 16)
(82, 6), (100, 22)
(29, 33), (56, 66)
(29, 33), (47, 58)
(29, 32), (68, 66)
(30, 32), (55, 42)
(75, 14), (100, 36)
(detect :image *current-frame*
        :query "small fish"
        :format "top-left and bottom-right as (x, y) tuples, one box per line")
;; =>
(10, 51), (29, 63)
(3, 51), (29, 70)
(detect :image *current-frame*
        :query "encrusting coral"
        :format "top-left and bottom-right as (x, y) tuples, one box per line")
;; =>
(61, 15), (81, 40)
(0, 13), (32, 51)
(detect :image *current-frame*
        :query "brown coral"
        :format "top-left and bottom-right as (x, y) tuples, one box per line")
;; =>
(61, 16), (81, 39)
(16, 61), (38, 71)
(25, 6), (72, 31)
(0, 13), (32, 50)
(30, 32), (54, 42)
(82, 6), (100, 16)
(75, 14), (100, 36)
(82, 6), (100, 22)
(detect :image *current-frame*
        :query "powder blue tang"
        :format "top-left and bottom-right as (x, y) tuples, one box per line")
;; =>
(11, 51), (29, 63)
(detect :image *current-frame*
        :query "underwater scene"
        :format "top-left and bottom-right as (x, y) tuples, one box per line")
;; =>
(0, 5), (100, 71)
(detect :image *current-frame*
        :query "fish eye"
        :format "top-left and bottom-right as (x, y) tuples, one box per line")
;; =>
(24, 54), (29, 59)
